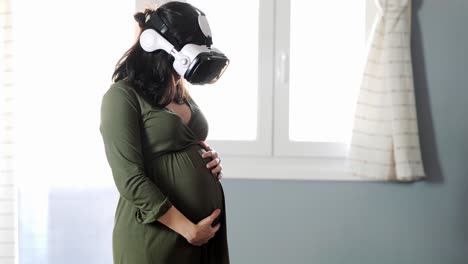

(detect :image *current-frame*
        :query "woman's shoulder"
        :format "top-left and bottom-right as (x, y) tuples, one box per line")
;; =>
(105, 80), (165, 115)
(107, 79), (135, 94)
(101, 80), (141, 111)
(105, 80), (145, 100)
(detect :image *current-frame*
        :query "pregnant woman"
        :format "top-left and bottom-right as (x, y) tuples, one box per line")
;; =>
(99, 2), (230, 263)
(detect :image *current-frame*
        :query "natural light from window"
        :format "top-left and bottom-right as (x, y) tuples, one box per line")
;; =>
(186, 0), (260, 141)
(289, 0), (366, 143)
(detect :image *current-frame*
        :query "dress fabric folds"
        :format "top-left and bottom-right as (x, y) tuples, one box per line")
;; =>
(100, 80), (229, 263)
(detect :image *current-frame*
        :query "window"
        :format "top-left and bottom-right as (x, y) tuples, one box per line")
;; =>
(186, 0), (272, 156)
(275, 0), (366, 158)
(184, 0), (376, 180)
(185, 0), (260, 142)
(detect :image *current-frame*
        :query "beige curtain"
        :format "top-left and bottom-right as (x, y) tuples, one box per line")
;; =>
(0, 0), (17, 262)
(347, 0), (426, 181)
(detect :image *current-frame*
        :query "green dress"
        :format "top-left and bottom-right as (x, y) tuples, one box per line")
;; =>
(99, 80), (229, 264)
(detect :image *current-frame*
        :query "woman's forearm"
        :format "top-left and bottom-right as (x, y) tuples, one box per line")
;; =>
(157, 205), (195, 240)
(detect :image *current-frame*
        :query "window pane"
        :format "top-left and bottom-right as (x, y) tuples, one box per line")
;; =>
(289, 0), (365, 143)
(186, 0), (259, 141)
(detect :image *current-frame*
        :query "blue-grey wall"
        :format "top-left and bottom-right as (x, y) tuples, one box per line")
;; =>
(222, 1), (468, 263)
(19, 1), (468, 264)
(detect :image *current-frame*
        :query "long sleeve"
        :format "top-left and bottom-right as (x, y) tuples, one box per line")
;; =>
(99, 84), (173, 224)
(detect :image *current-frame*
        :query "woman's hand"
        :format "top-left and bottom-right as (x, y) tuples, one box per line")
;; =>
(199, 141), (223, 181)
(158, 206), (221, 247)
(185, 209), (222, 246)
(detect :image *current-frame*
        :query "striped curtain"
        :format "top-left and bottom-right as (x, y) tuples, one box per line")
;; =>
(0, 0), (17, 262)
(347, 0), (426, 181)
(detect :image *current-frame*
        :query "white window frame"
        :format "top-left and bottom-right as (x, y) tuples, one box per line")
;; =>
(135, 0), (378, 181)
(197, 0), (275, 157)
(220, 0), (378, 181)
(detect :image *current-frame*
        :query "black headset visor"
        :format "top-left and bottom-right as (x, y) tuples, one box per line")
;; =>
(184, 52), (229, 85)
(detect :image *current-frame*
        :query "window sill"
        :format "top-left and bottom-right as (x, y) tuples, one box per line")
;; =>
(220, 156), (381, 181)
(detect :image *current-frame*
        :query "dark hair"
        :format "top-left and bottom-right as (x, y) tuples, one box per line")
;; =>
(112, 2), (209, 107)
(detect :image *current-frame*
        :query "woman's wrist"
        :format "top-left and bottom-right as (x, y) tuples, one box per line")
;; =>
(179, 218), (196, 241)
(175, 214), (197, 242)
(157, 205), (196, 240)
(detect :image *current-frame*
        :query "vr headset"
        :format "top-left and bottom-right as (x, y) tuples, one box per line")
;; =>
(139, 8), (229, 85)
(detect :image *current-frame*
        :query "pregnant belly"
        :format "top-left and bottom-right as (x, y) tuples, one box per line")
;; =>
(148, 144), (224, 224)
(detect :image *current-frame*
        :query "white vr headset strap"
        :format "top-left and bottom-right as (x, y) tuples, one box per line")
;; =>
(140, 28), (191, 68)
